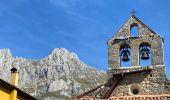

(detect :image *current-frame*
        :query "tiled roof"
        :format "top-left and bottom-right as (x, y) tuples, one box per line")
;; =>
(109, 94), (170, 100)
(72, 94), (170, 100)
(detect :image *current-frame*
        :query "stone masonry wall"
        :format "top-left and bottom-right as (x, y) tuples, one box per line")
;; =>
(107, 15), (168, 97)
(107, 15), (164, 69)
(112, 65), (168, 96)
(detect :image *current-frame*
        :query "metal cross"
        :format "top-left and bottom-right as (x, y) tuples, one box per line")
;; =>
(131, 10), (136, 15)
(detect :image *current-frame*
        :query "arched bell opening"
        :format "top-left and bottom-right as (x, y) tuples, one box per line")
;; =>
(139, 43), (152, 66)
(130, 23), (139, 37)
(120, 44), (131, 67)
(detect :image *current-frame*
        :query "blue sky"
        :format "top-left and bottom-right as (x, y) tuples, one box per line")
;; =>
(0, 0), (170, 77)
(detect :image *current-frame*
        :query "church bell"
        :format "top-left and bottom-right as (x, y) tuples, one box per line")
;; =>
(121, 47), (130, 62)
(122, 52), (129, 62)
(140, 46), (150, 60)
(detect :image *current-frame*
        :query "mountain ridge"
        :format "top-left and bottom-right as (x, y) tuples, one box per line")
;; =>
(0, 48), (106, 100)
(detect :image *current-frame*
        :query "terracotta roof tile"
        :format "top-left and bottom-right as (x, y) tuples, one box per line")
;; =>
(72, 94), (170, 100)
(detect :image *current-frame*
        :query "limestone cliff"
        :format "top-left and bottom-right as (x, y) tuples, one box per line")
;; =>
(0, 48), (106, 100)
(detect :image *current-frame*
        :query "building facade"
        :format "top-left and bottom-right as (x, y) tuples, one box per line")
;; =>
(73, 15), (170, 100)
(107, 15), (169, 96)
(0, 67), (37, 100)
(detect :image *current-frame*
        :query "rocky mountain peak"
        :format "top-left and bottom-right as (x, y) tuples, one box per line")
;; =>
(47, 48), (78, 61)
(0, 48), (12, 59)
(51, 48), (70, 56)
(0, 48), (106, 100)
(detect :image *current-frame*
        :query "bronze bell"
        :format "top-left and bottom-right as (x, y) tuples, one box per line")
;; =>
(122, 52), (129, 62)
(121, 47), (130, 62)
(141, 51), (149, 60)
(140, 46), (150, 60)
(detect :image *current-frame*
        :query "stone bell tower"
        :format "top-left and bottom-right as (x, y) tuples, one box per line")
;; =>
(107, 15), (168, 96)
(107, 15), (164, 69)
(74, 15), (170, 99)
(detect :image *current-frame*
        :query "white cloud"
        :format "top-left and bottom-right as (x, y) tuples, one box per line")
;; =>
(49, 0), (102, 25)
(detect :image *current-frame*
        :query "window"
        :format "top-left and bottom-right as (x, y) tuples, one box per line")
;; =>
(130, 23), (139, 37)
(132, 89), (139, 95)
(129, 84), (140, 95)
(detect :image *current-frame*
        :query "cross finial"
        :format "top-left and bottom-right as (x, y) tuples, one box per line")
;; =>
(131, 10), (136, 15)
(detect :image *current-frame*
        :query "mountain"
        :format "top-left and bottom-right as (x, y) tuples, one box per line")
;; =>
(0, 48), (106, 100)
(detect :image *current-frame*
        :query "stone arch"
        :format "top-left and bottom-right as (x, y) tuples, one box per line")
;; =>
(130, 23), (139, 37)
